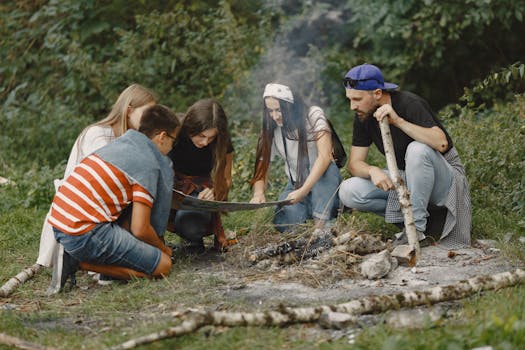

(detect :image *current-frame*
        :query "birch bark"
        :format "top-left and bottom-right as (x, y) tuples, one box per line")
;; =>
(378, 118), (420, 264)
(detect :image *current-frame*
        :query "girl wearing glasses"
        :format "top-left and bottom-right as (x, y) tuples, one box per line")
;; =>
(250, 83), (341, 232)
(37, 84), (157, 269)
(167, 98), (234, 252)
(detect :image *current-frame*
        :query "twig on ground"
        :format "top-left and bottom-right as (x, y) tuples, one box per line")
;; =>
(0, 332), (57, 350)
(110, 269), (525, 350)
(0, 264), (43, 298)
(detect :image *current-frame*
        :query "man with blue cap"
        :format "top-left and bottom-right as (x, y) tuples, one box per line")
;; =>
(338, 63), (471, 248)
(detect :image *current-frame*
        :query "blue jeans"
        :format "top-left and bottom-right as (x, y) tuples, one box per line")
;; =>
(54, 223), (162, 275)
(274, 162), (341, 232)
(338, 142), (453, 232)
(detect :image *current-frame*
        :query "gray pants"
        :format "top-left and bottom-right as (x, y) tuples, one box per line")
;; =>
(339, 142), (453, 232)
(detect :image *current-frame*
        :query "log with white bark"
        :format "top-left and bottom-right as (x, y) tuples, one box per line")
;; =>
(0, 332), (57, 350)
(0, 176), (10, 185)
(0, 264), (43, 298)
(379, 118), (420, 264)
(110, 268), (525, 350)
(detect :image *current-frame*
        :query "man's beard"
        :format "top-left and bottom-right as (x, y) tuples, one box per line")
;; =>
(356, 105), (379, 122)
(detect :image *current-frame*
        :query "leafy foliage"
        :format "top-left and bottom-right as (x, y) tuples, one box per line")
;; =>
(0, 0), (272, 171)
(460, 62), (525, 109)
(449, 95), (525, 218)
(321, 0), (525, 109)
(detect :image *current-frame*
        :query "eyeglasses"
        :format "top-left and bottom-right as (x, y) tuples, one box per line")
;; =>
(165, 131), (177, 141)
(342, 78), (380, 89)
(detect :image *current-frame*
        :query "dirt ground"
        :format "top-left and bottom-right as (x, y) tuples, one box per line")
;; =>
(190, 236), (516, 307)
(1, 231), (520, 348)
(149, 233), (518, 343)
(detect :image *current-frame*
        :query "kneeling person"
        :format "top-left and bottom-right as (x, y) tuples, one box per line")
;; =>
(48, 104), (179, 292)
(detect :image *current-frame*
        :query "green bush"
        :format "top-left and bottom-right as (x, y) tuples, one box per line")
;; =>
(322, 0), (525, 109)
(450, 95), (525, 217)
(444, 94), (525, 239)
(0, 1), (274, 208)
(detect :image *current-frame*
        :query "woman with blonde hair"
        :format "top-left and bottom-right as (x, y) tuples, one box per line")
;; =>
(168, 98), (234, 253)
(37, 84), (158, 271)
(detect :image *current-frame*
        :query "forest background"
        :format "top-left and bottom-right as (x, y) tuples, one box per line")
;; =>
(1, 0), (525, 349)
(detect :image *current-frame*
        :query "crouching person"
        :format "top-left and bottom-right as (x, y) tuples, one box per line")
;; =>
(47, 104), (180, 293)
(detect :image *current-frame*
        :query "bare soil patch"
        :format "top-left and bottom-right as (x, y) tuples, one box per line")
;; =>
(183, 229), (515, 308)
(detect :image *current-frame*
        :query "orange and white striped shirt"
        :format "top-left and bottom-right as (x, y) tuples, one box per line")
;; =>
(48, 154), (153, 235)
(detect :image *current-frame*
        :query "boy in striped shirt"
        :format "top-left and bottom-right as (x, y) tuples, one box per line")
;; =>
(48, 104), (179, 293)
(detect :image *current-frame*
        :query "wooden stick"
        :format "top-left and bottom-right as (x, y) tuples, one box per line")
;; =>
(0, 332), (57, 350)
(378, 118), (420, 263)
(110, 268), (525, 350)
(0, 264), (43, 298)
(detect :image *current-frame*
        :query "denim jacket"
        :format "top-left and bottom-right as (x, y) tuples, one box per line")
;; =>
(95, 130), (174, 236)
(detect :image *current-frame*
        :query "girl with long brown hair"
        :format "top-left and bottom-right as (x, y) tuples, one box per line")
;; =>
(168, 98), (233, 252)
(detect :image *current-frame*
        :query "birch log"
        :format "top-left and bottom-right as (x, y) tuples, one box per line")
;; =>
(0, 332), (57, 350)
(110, 268), (525, 350)
(0, 263), (43, 298)
(378, 118), (420, 264)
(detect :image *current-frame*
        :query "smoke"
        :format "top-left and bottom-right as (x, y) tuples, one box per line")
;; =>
(224, 1), (350, 123)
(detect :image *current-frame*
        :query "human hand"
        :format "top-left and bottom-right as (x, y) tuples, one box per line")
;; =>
(369, 167), (394, 191)
(162, 245), (173, 257)
(286, 187), (308, 204)
(198, 187), (215, 201)
(373, 104), (402, 126)
(250, 192), (266, 204)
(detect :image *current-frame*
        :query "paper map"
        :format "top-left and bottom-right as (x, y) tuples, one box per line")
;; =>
(172, 190), (291, 212)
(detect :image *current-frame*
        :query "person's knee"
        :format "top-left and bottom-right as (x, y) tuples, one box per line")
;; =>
(339, 177), (365, 207)
(174, 211), (211, 242)
(406, 141), (433, 166)
(273, 222), (291, 233)
(273, 205), (308, 230)
(152, 253), (172, 277)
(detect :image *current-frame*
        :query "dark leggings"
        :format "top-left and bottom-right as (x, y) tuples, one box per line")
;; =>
(173, 210), (212, 244)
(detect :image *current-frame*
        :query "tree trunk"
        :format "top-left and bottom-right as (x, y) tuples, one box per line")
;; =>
(378, 118), (420, 264)
(110, 268), (525, 350)
(0, 263), (43, 298)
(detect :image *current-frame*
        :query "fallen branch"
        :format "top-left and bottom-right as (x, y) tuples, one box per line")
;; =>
(110, 268), (525, 350)
(0, 332), (57, 350)
(0, 264), (43, 298)
(379, 118), (420, 264)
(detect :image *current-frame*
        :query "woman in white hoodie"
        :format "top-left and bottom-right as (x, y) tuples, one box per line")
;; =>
(36, 84), (157, 268)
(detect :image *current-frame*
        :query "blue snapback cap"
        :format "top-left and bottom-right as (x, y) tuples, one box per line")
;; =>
(343, 63), (398, 91)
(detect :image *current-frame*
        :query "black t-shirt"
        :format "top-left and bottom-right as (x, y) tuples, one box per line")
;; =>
(352, 90), (453, 170)
(168, 134), (234, 176)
